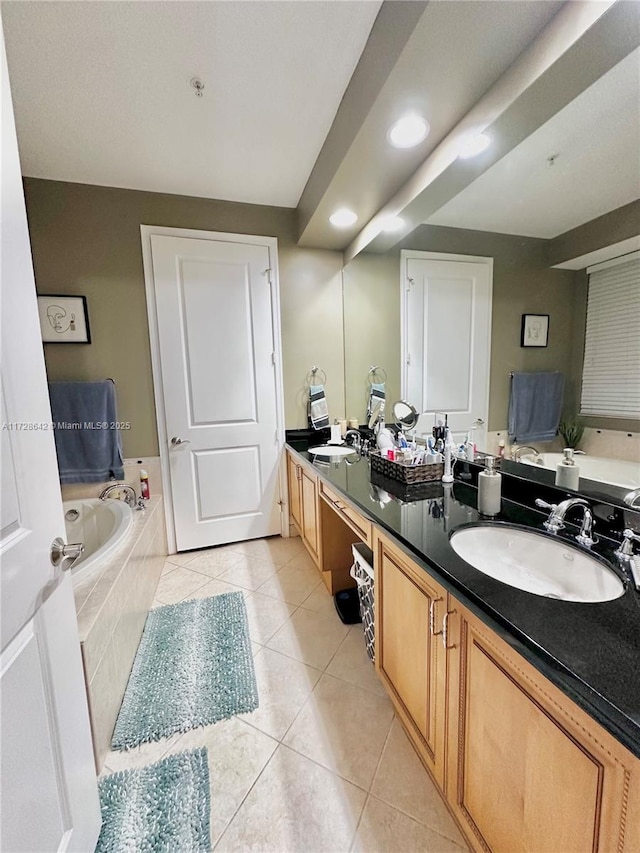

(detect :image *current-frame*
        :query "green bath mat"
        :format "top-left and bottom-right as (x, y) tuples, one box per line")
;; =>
(112, 592), (258, 749)
(96, 748), (211, 853)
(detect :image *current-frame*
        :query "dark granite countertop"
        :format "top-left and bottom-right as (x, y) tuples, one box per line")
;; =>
(286, 439), (640, 758)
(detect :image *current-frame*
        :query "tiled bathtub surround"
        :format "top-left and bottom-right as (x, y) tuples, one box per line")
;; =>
(61, 455), (162, 502)
(73, 496), (166, 770)
(486, 428), (640, 462)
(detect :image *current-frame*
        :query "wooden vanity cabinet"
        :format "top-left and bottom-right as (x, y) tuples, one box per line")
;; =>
(445, 604), (640, 853)
(286, 451), (321, 566)
(286, 452), (302, 531)
(374, 529), (449, 789)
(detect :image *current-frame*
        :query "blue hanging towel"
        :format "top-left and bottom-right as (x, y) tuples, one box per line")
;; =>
(508, 371), (564, 444)
(48, 380), (124, 483)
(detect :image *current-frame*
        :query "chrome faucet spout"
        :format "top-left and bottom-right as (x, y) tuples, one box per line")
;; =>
(535, 497), (597, 547)
(99, 483), (137, 508)
(344, 429), (362, 454)
(512, 445), (541, 462)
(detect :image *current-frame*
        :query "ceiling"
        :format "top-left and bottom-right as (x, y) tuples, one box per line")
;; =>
(427, 48), (640, 239)
(2, 0), (639, 255)
(0, 0), (381, 207)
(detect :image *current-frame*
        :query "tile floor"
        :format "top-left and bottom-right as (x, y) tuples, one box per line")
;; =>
(101, 536), (469, 853)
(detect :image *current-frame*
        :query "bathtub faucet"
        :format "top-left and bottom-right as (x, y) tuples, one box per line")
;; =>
(99, 483), (137, 509)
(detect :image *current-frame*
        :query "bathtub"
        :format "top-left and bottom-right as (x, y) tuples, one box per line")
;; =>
(64, 498), (133, 576)
(519, 453), (640, 490)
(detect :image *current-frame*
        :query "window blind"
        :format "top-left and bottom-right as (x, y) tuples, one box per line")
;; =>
(580, 256), (640, 418)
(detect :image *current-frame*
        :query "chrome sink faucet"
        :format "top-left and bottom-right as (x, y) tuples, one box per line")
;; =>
(344, 429), (361, 454)
(99, 483), (137, 509)
(512, 445), (541, 462)
(535, 497), (597, 547)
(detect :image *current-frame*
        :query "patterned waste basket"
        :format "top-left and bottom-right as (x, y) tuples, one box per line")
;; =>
(350, 543), (375, 663)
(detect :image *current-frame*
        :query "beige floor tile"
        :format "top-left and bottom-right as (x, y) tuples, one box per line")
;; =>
(215, 744), (366, 853)
(243, 592), (298, 645)
(327, 625), (387, 698)
(352, 796), (468, 853)
(166, 717), (277, 847)
(151, 598), (165, 609)
(371, 719), (467, 846)
(283, 673), (394, 790)
(299, 582), (338, 619)
(265, 606), (349, 670)
(186, 577), (247, 601)
(184, 547), (245, 578)
(217, 554), (281, 591)
(161, 559), (177, 576)
(251, 641), (262, 657)
(105, 732), (182, 772)
(255, 558), (321, 606)
(236, 535), (306, 567)
(240, 647), (322, 740)
(164, 552), (199, 568)
(154, 565), (210, 605)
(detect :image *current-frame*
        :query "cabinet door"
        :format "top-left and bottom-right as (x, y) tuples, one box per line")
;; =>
(287, 453), (302, 531)
(375, 532), (448, 789)
(447, 605), (638, 853)
(300, 467), (320, 565)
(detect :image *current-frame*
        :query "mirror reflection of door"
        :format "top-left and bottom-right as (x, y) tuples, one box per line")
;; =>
(401, 251), (493, 449)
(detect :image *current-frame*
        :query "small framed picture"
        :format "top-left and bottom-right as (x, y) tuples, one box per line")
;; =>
(37, 295), (91, 343)
(521, 313), (549, 348)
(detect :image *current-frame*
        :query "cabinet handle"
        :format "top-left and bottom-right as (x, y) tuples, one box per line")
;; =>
(442, 610), (456, 650)
(296, 466), (302, 481)
(429, 597), (443, 636)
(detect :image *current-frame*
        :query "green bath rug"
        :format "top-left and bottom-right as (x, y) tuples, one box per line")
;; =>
(112, 592), (258, 750)
(96, 748), (211, 853)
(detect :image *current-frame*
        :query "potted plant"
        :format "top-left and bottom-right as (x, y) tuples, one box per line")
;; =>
(558, 418), (584, 450)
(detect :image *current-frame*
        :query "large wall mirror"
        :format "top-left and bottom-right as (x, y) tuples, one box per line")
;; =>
(342, 45), (639, 508)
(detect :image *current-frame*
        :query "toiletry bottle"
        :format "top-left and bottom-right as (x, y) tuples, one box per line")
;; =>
(330, 422), (342, 444)
(555, 448), (580, 490)
(478, 456), (501, 516)
(140, 469), (150, 500)
(497, 439), (505, 459)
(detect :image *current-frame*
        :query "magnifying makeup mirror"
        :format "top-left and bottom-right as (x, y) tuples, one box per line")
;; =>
(393, 400), (418, 432)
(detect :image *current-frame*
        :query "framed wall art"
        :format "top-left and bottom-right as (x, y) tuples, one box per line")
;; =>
(37, 295), (91, 343)
(521, 313), (549, 348)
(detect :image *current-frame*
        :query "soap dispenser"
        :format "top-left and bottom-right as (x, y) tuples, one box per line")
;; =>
(478, 455), (501, 516)
(555, 448), (580, 490)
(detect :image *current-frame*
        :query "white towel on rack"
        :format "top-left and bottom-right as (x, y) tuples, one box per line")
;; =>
(309, 384), (330, 430)
(367, 381), (386, 422)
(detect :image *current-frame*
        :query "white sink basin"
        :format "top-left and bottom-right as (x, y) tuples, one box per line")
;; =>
(308, 445), (356, 457)
(450, 525), (624, 603)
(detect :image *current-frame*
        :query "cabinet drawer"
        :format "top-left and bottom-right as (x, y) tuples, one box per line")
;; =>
(320, 483), (372, 546)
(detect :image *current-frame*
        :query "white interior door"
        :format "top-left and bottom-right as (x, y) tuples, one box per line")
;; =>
(402, 252), (492, 449)
(148, 232), (282, 551)
(1, 29), (100, 853)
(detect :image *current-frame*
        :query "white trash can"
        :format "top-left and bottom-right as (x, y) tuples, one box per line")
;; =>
(350, 543), (375, 663)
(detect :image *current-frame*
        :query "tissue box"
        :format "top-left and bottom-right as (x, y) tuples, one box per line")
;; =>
(369, 450), (444, 484)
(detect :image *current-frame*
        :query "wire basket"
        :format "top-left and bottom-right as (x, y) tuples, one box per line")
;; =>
(369, 450), (444, 484)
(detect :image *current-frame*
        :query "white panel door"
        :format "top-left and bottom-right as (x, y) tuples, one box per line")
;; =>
(403, 254), (492, 448)
(150, 234), (281, 550)
(1, 28), (100, 853)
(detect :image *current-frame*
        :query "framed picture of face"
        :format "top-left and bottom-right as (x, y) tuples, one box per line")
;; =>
(521, 313), (549, 348)
(37, 295), (91, 343)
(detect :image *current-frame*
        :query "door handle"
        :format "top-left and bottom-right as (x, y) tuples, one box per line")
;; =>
(50, 537), (84, 570)
(170, 436), (191, 446)
(442, 610), (457, 650)
(429, 597), (443, 636)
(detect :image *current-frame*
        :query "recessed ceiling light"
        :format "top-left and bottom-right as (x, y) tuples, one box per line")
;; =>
(388, 114), (430, 149)
(329, 208), (358, 228)
(457, 133), (490, 159)
(381, 216), (405, 233)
